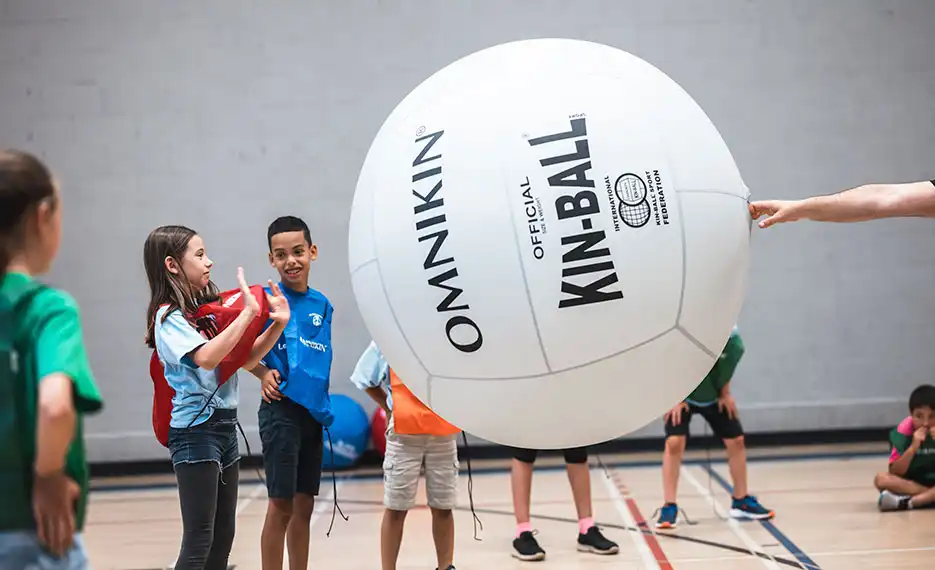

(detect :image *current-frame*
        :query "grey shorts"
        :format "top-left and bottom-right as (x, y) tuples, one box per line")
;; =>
(382, 417), (459, 511)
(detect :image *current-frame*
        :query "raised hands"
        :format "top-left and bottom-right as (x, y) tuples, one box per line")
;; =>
(236, 266), (261, 317)
(266, 280), (290, 325)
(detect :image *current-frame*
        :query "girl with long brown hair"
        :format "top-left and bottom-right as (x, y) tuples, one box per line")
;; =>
(143, 225), (288, 570)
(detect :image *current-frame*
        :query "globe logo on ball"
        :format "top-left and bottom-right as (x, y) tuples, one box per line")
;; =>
(614, 173), (652, 228)
(347, 38), (751, 449)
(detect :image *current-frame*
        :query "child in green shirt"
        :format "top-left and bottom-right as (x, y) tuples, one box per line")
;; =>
(0, 150), (104, 569)
(875, 384), (935, 511)
(654, 326), (774, 529)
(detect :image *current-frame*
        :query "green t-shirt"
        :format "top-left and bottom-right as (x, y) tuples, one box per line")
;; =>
(888, 418), (935, 485)
(0, 272), (104, 532)
(685, 328), (745, 405)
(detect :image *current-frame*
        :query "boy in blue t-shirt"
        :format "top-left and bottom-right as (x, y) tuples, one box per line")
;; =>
(250, 216), (335, 570)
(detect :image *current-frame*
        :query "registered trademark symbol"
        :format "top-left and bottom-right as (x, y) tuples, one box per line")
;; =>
(416, 126), (426, 136)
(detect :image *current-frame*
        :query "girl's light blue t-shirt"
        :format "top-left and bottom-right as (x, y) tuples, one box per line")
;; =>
(154, 306), (239, 428)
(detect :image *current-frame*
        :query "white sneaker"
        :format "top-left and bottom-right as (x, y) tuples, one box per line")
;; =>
(878, 490), (910, 512)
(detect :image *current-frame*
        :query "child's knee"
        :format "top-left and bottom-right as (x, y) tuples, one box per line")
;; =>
(874, 472), (894, 491)
(430, 507), (453, 520)
(665, 435), (687, 455)
(385, 508), (408, 523)
(267, 497), (294, 526)
(292, 494), (315, 521)
(723, 435), (745, 451)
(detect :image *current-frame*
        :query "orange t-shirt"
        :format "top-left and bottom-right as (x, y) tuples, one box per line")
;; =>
(389, 368), (460, 436)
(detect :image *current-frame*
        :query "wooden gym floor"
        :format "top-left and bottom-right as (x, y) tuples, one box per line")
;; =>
(85, 442), (934, 569)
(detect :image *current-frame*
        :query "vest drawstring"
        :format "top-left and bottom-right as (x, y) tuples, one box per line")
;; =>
(235, 420), (268, 487)
(324, 426), (348, 537)
(460, 432), (483, 541)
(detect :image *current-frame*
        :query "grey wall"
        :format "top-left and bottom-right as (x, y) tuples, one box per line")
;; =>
(2, 0), (934, 463)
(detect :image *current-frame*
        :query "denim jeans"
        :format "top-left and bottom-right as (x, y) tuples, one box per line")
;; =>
(167, 408), (241, 570)
(168, 408), (240, 471)
(0, 531), (89, 570)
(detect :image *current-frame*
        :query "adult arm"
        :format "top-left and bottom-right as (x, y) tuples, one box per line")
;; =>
(750, 180), (935, 228)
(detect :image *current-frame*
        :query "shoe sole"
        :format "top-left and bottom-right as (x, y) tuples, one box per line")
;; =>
(511, 552), (546, 562)
(878, 500), (899, 512)
(729, 508), (775, 520)
(655, 522), (677, 530)
(577, 544), (620, 555)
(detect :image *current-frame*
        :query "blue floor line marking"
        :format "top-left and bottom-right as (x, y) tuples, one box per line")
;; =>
(701, 463), (821, 569)
(91, 448), (885, 495)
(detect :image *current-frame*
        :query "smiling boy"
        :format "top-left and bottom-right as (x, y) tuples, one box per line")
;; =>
(250, 216), (335, 570)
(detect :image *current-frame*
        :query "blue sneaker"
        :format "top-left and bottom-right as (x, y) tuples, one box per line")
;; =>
(654, 503), (679, 529)
(729, 495), (774, 520)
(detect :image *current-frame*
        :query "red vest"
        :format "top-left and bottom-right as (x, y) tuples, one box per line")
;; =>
(389, 368), (460, 436)
(149, 286), (270, 447)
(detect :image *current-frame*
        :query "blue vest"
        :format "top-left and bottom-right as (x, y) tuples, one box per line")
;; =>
(261, 284), (334, 426)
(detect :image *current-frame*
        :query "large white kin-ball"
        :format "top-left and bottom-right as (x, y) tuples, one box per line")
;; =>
(348, 38), (751, 450)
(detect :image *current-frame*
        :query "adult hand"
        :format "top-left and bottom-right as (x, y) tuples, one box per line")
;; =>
(748, 200), (806, 229)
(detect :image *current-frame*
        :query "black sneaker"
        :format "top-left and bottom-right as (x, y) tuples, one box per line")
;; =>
(577, 526), (619, 555)
(435, 566), (455, 570)
(512, 530), (546, 561)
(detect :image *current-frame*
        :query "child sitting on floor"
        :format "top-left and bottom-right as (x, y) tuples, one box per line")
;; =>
(876, 384), (935, 511)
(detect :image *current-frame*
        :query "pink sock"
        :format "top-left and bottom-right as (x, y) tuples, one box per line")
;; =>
(516, 522), (532, 538)
(578, 517), (594, 534)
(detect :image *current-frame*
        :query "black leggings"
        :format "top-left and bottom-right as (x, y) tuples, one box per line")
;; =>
(512, 446), (589, 465)
(174, 461), (239, 570)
